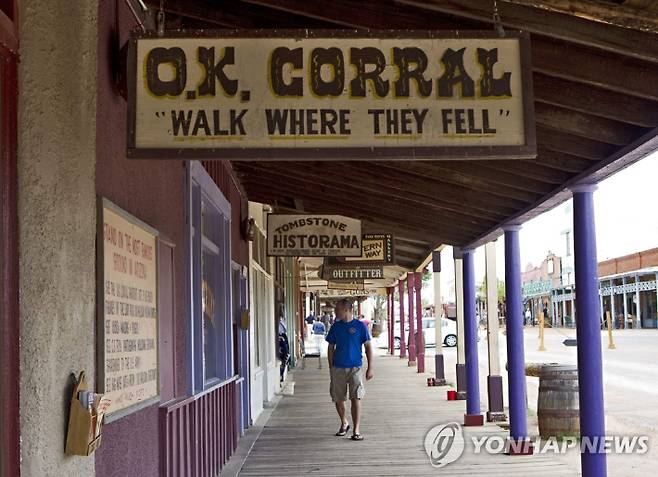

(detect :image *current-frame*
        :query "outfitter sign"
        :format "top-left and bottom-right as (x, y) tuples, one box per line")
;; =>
(321, 263), (384, 281)
(267, 214), (361, 257)
(128, 30), (535, 160)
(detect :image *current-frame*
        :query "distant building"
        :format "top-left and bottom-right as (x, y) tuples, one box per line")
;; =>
(522, 247), (658, 328)
(521, 252), (563, 325)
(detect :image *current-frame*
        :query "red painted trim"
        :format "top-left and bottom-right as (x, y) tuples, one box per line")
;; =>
(0, 32), (20, 477)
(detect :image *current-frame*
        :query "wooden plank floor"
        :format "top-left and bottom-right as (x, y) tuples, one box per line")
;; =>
(237, 354), (578, 476)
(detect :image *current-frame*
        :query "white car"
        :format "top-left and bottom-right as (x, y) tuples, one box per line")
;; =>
(394, 317), (458, 348)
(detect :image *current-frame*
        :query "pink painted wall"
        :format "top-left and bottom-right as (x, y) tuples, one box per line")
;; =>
(94, 3), (186, 475)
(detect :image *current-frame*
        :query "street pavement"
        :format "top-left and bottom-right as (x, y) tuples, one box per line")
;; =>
(416, 327), (658, 477)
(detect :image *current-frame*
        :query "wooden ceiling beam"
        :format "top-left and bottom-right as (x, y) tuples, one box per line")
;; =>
(530, 39), (658, 101)
(374, 162), (543, 203)
(532, 74), (658, 128)
(534, 102), (643, 146)
(243, 184), (486, 238)
(473, 159), (571, 184)
(239, 160), (526, 213)
(239, 0), (658, 99)
(396, 0), (658, 62)
(534, 148), (596, 173)
(502, 0), (658, 33)
(435, 162), (557, 195)
(362, 221), (438, 245)
(537, 127), (618, 160)
(236, 163), (509, 222)
(243, 180), (493, 236)
(148, 0), (336, 28)
(239, 0), (461, 29)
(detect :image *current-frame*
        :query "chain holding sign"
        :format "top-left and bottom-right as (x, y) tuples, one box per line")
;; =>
(127, 30), (535, 161)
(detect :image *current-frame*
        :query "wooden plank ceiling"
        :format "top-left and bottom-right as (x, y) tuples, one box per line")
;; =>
(152, 0), (658, 272)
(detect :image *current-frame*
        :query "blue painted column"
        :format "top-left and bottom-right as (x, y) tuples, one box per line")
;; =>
(572, 185), (607, 477)
(504, 225), (533, 454)
(462, 249), (483, 426)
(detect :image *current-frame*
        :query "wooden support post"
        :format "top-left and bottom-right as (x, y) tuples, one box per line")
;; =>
(407, 272), (417, 366)
(398, 279), (406, 359)
(538, 311), (546, 351)
(414, 271), (425, 373)
(454, 250), (467, 400)
(485, 241), (506, 422)
(432, 250), (446, 384)
(606, 311), (616, 350)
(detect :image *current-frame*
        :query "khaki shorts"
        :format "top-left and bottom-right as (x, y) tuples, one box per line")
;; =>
(329, 367), (365, 402)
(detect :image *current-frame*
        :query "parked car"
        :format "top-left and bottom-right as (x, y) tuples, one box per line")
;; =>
(394, 317), (458, 348)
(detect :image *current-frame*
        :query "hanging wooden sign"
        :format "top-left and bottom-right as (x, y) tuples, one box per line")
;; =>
(327, 281), (365, 291)
(321, 263), (385, 281)
(127, 30), (535, 160)
(267, 214), (361, 257)
(318, 288), (378, 298)
(327, 233), (394, 265)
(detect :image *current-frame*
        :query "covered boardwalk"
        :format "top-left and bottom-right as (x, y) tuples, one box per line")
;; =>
(148, 2), (658, 476)
(230, 354), (578, 476)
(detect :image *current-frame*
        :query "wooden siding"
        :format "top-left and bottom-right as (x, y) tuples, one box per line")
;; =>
(160, 378), (239, 477)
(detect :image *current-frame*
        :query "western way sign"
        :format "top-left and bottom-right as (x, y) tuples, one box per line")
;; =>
(267, 214), (361, 257)
(128, 30), (535, 160)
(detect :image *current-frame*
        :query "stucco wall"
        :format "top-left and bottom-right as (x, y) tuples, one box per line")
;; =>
(18, 1), (98, 476)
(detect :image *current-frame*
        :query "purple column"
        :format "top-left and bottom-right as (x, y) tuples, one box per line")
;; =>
(407, 273), (417, 364)
(415, 272), (425, 373)
(398, 279), (407, 359)
(388, 287), (394, 355)
(504, 226), (533, 454)
(573, 185), (607, 477)
(462, 250), (483, 426)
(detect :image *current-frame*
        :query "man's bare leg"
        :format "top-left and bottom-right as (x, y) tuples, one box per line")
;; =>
(335, 401), (348, 428)
(351, 398), (362, 434)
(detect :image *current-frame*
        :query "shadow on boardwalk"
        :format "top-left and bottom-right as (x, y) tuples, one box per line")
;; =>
(236, 354), (578, 476)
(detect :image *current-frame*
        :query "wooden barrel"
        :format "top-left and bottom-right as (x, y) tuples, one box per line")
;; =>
(371, 322), (382, 337)
(537, 365), (580, 438)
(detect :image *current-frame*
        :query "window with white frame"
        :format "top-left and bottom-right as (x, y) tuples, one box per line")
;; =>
(189, 163), (234, 393)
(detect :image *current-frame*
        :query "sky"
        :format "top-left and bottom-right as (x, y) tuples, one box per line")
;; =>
(426, 151), (658, 303)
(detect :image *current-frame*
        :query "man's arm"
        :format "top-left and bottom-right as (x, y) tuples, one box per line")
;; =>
(364, 341), (374, 380)
(327, 343), (335, 369)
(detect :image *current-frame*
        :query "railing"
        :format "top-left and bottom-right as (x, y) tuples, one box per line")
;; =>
(160, 376), (239, 477)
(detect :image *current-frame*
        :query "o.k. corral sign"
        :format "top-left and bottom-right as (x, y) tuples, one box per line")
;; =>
(127, 30), (535, 160)
(267, 214), (361, 257)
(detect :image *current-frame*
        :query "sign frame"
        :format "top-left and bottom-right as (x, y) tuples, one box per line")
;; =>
(331, 233), (394, 265)
(321, 263), (385, 281)
(126, 29), (536, 161)
(97, 197), (160, 423)
(266, 213), (362, 257)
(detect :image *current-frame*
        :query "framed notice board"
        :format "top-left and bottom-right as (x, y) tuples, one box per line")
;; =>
(97, 198), (160, 422)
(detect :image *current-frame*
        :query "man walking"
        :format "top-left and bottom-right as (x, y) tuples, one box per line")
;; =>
(326, 298), (373, 441)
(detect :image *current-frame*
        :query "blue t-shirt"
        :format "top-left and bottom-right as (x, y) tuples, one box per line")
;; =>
(312, 321), (326, 334)
(325, 319), (371, 368)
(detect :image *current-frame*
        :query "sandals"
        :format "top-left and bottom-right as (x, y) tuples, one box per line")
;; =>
(335, 424), (350, 436)
(350, 433), (364, 441)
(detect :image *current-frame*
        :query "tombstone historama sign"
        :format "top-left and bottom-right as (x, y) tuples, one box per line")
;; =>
(128, 30), (535, 160)
(267, 214), (361, 257)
